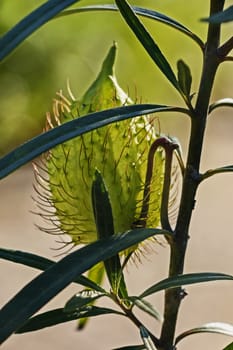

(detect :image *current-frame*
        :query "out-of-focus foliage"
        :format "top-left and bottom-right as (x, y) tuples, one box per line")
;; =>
(0, 0), (231, 155)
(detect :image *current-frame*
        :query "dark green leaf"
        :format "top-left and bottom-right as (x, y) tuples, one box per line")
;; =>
(115, 0), (180, 93)
(92, 170), (128, 298)
(202, 6), (233, 23)
(57, 5), (204, 49)
(0, 0), (82, 61)
(175, 322), (233, 345)
(16, 306), (123, 333)
(177, 60), (192, 98)
(209, 98), (233, 113)
(0, 227), (169, 344)
(0, 248), (106, 293)
(201, 166), (233, 181)
(223, 342), (233, 350)
(64, 290), (106, 313)
(0, 104), (187, 179)
(92, 170), (115, 242)
(140, 326), (158, 350)
(129, 297), (162, 322)
(140, 272), (233, 298)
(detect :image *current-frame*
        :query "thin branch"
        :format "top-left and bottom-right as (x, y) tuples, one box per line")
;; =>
(223, 56), (233, 62)
(201, 166), (233, 181)
(218, 36), (233, 59)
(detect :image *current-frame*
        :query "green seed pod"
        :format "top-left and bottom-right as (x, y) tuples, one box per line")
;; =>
(34, 43), (165, 256)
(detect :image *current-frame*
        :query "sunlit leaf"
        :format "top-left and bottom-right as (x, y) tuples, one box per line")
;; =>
(16, 306), (123, 333)
(0, 227), (169, 344)
(64, 290), (107, 313)
(140, 272), (233, 298)
(202, 6), (233, 23)
(175, 322), (233, 345)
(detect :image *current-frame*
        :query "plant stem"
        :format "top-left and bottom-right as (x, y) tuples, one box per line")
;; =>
(114, 296), (161, 348)
(159, 1), (225, 349)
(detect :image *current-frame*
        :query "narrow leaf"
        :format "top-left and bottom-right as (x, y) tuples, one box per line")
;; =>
(129, 297), (162, 322)
(0, 0), (82, 61)
(0, 228), (169, 344)
(140, 327), (158, 350)
(140, 272), (233, 298)
(209, 98), (233, 113)
(64, 290), (106, 313)
(0, 104), (186, 180)
(177, 59), (192, 98)
(16, 306), (123, 333)
(202, 6), (233, 23)
(175, 322), (233, 345)
(0, 248), (106, 293)
(57, 5), (204, 49)
(201, 166), (233, 181)
(92, 170), (128, 298)
(115, 0), (181, 93)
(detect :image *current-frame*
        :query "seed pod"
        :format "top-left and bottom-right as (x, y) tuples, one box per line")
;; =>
(34, 43), (165, 255)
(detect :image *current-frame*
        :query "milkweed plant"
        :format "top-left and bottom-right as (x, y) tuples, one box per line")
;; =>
(0, 1), (233, 349)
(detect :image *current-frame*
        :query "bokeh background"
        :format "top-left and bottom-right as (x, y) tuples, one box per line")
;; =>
(0, 0), (233, 349)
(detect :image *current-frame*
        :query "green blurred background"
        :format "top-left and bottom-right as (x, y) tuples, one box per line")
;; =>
(0, 0), (232, 156)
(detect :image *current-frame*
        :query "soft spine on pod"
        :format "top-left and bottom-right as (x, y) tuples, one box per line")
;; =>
(34, 42), (165, 256)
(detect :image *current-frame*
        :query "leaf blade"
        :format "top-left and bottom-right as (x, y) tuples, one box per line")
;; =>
(64, 290), (107, 313)
(0, 228), (170, 344)
(0, 104), (186, 180)
(175, 322), (233, 345)
(177, 59), (192, 98)
(209, 98), (233, 113)
(0, 248), (106, 292)
(129, 297), (162, 322)
(140, 272), (233, 298)
(115, 0), (180, 93)
(92, 170), (128, 298)
(16, 306), (123, 333)
(202, 6), (233, 23)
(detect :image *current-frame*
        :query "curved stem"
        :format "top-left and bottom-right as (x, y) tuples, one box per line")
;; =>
(160, 140), (179, 233)
(133, 136), (178, 232)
